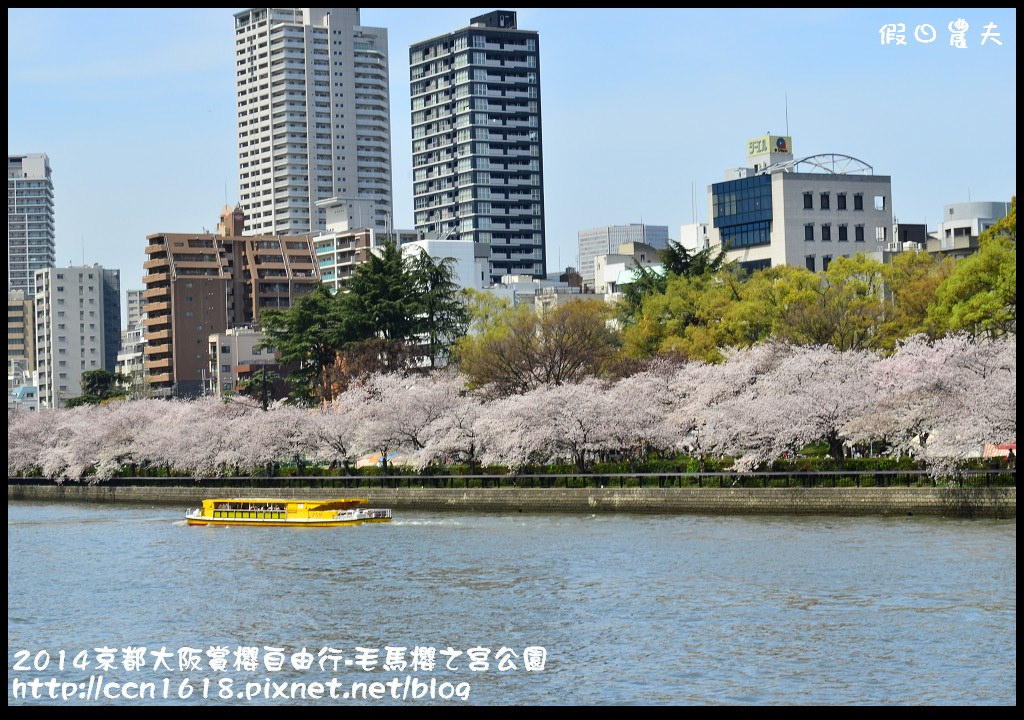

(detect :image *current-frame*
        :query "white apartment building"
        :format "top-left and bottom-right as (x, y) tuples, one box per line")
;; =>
(234, 8), (393, 235)
(116, 325), (146, 389)
(578, 224), (669, 287)
(8, 153), (55, 296)
(34, 265), (120, 408)
(207, 327), (272, 397)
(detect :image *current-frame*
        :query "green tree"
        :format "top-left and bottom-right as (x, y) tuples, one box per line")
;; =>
(926, 197), (1016, 339)
(780, 255), (887, 351)
(456, 299), (620, 395)
(409, 251), (470, 368)
(618, 240), (728, 324)
(877, 250), (953, 348)
(64, 369), (127, 407)
(260, 285), (357, 405)
(346, 238), (420, 344)
(236, 366), (281, 411)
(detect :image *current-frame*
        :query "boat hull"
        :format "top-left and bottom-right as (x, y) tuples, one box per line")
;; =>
(186, 517), (390, 528)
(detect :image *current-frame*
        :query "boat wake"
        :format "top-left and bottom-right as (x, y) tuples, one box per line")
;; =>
(390, 519), (464, 527)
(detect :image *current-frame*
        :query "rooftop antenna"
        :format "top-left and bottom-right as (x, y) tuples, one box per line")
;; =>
(225, 181), (228, 205)
(785, 92), (790, 136)
(692, 181), (696, 226)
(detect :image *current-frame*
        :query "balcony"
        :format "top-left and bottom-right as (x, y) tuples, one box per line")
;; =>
(148, 372), (173, 385)
(144, 357), (172, 371)
(144, 272), (170, 285)
(142, 286), (170, 300)
(143, 315), (171, 329)
(143, 258), (169, 270)
(144, 243), (167, 255)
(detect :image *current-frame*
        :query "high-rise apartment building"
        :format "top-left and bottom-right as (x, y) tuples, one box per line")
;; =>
(410, 10), (546, 284)
(8, 154), (55, 296)
(34, 265), (121, 408)
(143, 206), (319, 397)
(234, 7), (393, 235)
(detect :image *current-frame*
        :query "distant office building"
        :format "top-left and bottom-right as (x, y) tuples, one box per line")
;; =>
(578, 224), (669, 286)
(34, 265), (121, 408)
(234, 8), (393, 235)
(708, 135), (894, 273)
(125, 289), (145, 330)
(411, 10), (546, 283)
(8, 153), (55, 296)
(8, 290), (35, 375)
(927, 201), (1011, 259)
(143, 205), (319, 397)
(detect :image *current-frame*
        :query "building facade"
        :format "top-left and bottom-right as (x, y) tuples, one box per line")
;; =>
(708, 136), (894, 273)
(207, 327), (279, 398)
(234, 7), (393, 236)
(8, 153), (55, 296)
(8, 290), (35, 375)
(578, 224), (669, 286)
(125, 288), (145, 330)
(593, 241), (663, 295)
(410, 10), (546, 284)
(34, 265), (120, 408)
(143, 206), (319, 397)
(927, 201), (1011, 259)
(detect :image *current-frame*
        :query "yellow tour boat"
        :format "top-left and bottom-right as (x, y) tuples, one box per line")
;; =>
(185, 498), (391, 527)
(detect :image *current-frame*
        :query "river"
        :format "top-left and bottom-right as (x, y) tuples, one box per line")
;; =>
(7, 502), (1016, 705)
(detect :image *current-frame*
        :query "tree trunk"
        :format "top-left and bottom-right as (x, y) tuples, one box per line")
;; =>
(827, 432), (846, 469)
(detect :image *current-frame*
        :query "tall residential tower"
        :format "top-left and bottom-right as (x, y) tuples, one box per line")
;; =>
(410, 10), (546, 284)
(234, 8), (393, 235)
(8, 153), (55, 296)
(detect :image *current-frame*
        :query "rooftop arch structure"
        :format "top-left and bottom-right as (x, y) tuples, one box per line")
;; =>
(760, 153), (874, 176)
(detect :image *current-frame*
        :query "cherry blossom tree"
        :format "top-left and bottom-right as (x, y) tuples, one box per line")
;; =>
(476, 379), (607, 472)
(846, 333), (1016, 466)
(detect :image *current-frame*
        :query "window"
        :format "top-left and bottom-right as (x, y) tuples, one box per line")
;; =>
(821, 224), (831, 242)
(805, 255), (816, 272)
(221, 346), (231, 354)
(838, 225), (848, 242)
(804, 224), (814, 242)
(837, 193), (847, 210)
(874, 195), (886, 211)
(855, 225), (865, 242)
(820, 193), (830, 210)
(822, 255), (832, 271)
(854, 193), (864, 211)
(803, 193), (813, 210)
(222, 365), (231, 373)
(876, 226), (887, 242)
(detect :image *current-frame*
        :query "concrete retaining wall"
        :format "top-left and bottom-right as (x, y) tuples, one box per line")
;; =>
(6, 485), (1016, 518)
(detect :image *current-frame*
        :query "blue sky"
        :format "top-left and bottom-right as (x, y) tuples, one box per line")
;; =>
(7, 8), (1017, 315)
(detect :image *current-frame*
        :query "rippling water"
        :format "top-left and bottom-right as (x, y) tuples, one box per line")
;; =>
(7, 502), (1016, 705)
